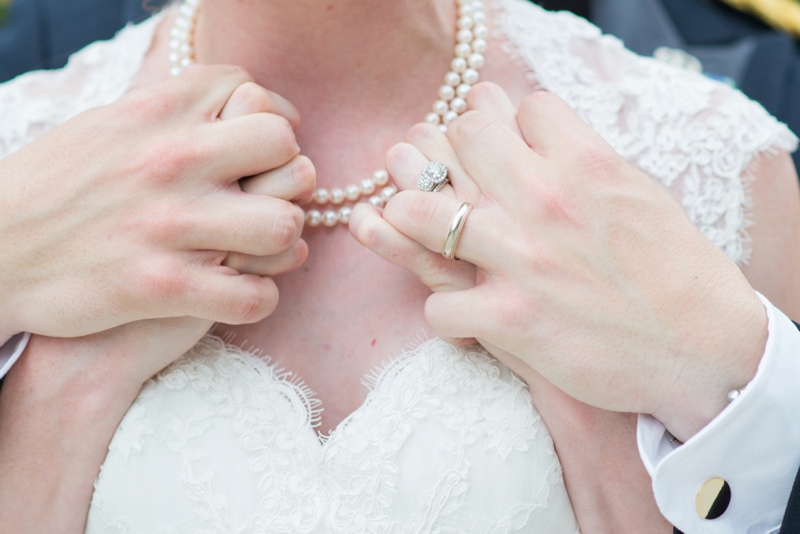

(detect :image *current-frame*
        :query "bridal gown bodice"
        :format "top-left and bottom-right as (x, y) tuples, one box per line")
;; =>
(1, 1), (796, 532)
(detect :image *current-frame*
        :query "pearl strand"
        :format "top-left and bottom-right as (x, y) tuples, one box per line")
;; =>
(169, 0), (487, 227)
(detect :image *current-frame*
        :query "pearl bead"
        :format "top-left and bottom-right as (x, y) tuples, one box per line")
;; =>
(471, 38), (487, 54)
(373, 169), (390, 186)
(455, 43), (472, 59)
(433, 100), (449, 116)
(450, 97), (467, 113)
(438, 84), (456, 101)
(381, 186), (397, 202)
(456, 83), (472, 98)
(179, 43), (191, 54)
(462, 68), (479, 84)
(306, 210), (322, 227)
(452, 57), (468, 74)
(473, 0), (485, 9)
(360, 178), (376, 195)
(369, 195), (384, 208)
(438, 124), (448, 134)
(323, 210), (338, 227)
(345, 184), (361, 201)
(331, 188), (345, 204)
(169, 38), (180, 50)
(473, 11), (486, 24)
(314, 188), (330, 204)
(445, 71), (461, 87)
(468, 53), (485, 69)
(457, 29), (474, 44)
(443, 110), (459, 125)
(458, 4), (473, 16)
(338, 207), (352, 224)
(170, 27), (182, 38)
(425, 112), (441, 125)
(169, 52), (180, 63)
(457, 16), (474, 29)
(180, 4), (194, 16)
(180, 57), (193, 68)
(170, 66), (182, 77)
(176, 16), (189, 29)
(473, 24), (488, 39)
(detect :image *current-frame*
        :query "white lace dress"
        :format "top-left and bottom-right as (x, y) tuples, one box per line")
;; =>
(0, 1), (796, 532)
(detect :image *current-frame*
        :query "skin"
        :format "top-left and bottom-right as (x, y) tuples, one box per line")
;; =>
(3, 0), (800, 532)
(0, 66), (308, 339)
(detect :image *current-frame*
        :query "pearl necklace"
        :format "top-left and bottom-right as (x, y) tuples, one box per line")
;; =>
(169, 0), (488, 227)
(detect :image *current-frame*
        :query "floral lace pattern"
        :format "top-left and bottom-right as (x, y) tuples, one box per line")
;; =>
(496, 1), (797, 263)
(86, 337), (577, 533)
(0, 16), (159, 160)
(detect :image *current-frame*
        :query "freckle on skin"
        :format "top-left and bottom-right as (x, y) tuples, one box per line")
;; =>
(326, 4), (334, 10)
(371, 339), (376, 347)
(324, 342), (331, 350)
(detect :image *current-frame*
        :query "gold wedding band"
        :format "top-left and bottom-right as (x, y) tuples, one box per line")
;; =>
(442, 202), (474, 260)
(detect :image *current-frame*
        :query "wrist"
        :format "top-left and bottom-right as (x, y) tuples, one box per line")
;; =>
(653, 290), (767, 442)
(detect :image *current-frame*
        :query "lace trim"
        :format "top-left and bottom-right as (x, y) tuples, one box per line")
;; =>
(495, 0), (798, 264)
(0, 14), (162, 159)
(88, 336), (574, 533)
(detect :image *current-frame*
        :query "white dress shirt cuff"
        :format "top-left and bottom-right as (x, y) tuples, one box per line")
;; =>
(637, 292), (800, 534)
(0, 332), (30, 379)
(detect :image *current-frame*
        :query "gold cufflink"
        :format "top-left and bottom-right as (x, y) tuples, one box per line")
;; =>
(696, 478), (731, 520)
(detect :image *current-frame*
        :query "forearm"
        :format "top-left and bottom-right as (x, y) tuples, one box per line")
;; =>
(0, 336), (142, 534)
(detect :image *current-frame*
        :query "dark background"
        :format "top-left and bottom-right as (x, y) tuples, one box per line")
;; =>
(0, 0), (798, 170)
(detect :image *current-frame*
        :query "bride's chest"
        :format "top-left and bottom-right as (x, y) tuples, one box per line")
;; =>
(215, 230), (435, 435)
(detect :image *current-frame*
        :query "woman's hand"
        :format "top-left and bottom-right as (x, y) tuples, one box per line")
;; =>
(0, 75), (313, 534)
(0, 65), (310, 341)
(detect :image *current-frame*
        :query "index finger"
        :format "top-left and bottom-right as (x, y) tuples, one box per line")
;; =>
(218, 82), (300, 130)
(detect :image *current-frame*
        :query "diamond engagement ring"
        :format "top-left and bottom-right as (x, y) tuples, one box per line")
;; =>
(418, 162), (450, 192)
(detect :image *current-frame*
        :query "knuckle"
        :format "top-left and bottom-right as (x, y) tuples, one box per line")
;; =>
(354, 215), (384, 250)
(449, 110), (500, 142)
(573, 139), (619, 176)
(140, 260), (190, 304)
(519, 90), (558, 116)
(465, 81), (502, 106)
(267, 204), (302, 251)
(229, 277), (277, 324)
(533, 179), (584, 226)
(406, 193), (441, 229)
(229, 82), (271, 113)
(385, 143), (415, 170)
(405, 122), (439, 144)
(141, 137), (198, 182)
(266, 116), (299, 158)
(290, 155), (317, 193)
(119, 85), (183, 120)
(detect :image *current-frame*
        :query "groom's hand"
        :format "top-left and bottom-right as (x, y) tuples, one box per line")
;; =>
(0, 65), (312, 340)
(356, 83), (766, 443)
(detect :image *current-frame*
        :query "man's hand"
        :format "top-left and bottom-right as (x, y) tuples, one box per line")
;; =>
(354, 83), (766, 442)
(0, 65), (312, 340)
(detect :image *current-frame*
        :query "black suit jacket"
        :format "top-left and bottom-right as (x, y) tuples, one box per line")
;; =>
(0, 0), (153, 83)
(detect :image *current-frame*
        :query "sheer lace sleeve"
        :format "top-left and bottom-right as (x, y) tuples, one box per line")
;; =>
(497, 0), (799, 264)
(0, 14), (161, 160)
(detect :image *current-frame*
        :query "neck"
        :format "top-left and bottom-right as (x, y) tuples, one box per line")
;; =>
(196, 0), (456, 111)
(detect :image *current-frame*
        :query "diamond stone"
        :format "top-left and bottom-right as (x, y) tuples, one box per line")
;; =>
(418, 162), (449, 192)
